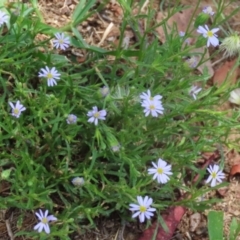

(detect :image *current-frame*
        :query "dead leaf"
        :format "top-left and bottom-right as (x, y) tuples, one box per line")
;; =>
(213, 59), (238, 86)
(227, 151), (240, 169)
(192, 47), (214, 78)
(217, 186), (228, 197)
(155, 8), (195, 43)
(139, 206), (186, 240)
(190, 212), (201, 232)
(109, 2), (123, 19)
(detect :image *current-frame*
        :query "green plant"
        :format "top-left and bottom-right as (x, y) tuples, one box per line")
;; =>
(0, 0), (239, 239)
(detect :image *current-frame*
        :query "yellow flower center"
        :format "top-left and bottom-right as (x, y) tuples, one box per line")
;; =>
(211, 172), (217, 178)
(139, 205), (147, 213)
(41, 217), (48, 224)
(13, 108), (19, 115)
(94, 112), (100, 118)
(149, 104), (155, 110)
(157, 168), (163, 174)
(59, 39), (64, 44)
(47, 73), (53, 79)
(207, 31), (213, 37)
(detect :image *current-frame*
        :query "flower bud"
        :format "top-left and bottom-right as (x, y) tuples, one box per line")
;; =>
(1, 169), (12, 179)
(194, 13), (210, 28)
(202, 6), (214, 16)
(72, 177), (85, 187)
(220, 33), (240, 57)
(229, 88), (240, 105)
(107, 133), (121, 152)
(100, 86), (110, 97)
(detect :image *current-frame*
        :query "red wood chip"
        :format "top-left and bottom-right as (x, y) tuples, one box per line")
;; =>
(138, 206), (186, 240)
(230, 164), (240, 176)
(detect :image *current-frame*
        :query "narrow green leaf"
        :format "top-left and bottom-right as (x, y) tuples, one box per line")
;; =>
(71, 27), (110, 54)
(34, 21), (58, 35)
(72, 0), (96, 26)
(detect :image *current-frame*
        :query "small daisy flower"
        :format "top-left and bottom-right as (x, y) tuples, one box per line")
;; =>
(66, 114), (77, 124)
(33, 210), (57, 234)
(9, 101), (26, 118)
(141, 100), (164, 117)
(202, 6), (214, 16)
(140, 90), (162, 103)
(129, 196), (156, 223)
(229, 88), (240, 105)
(197, 25), (219, 47)
(38, 66), (61, 87)
(87, 106), (107, 125)
(72, 177), (85, 187)
(189, 85), (202, 100)
(0, 10), (8, 27)
(148, 158), (173, 184)
(220, 33), (240, 57)
(52, 33), (70, 50)
(206, 164), (225, 187)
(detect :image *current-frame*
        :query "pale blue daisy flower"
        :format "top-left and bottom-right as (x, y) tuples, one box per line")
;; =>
(38, 66), (61, 87)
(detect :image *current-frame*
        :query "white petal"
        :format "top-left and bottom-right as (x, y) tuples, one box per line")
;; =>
(99, 110), (107, 117)
(33, 222), (42, 231)
(158, 159), (167, 168)
(88, 117), (95, 123)
(148, 207), (156, 212)
(36, 223), (44, 233)
(129, 203), (140, 210)
(43, 223), (50, 234)
(206, 175), (212, 184)
(92, 106), (98, 112)
(204, 25), (209, 31)
(152, 162), (158, 168)
(44, 210), (49, 218)
(137, 196), (144, 205)
(9, 102), (14, 109)
(212, 28), (219, 34)
(148, 168), (157, 174)
(47, 215), (57, 221)
(132, 211), (140, 218)
(94, 118), (98, 125)
(139, 212), (145, 222)
(152, 173), (159, 180)
(213, 164), (220, 172)
(209, 36), (219, 47)
(210, 178), (216, 187)
(197, 26), (207, 34)
(207, 38), (211, 47)
(145, 196), (152, 206)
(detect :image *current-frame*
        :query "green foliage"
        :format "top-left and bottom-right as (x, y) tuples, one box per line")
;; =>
(208, 211), (224, 240)
(229, 218), (240, 240)
(71, 0), (97, 26)
(0, 0), (239, 239)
